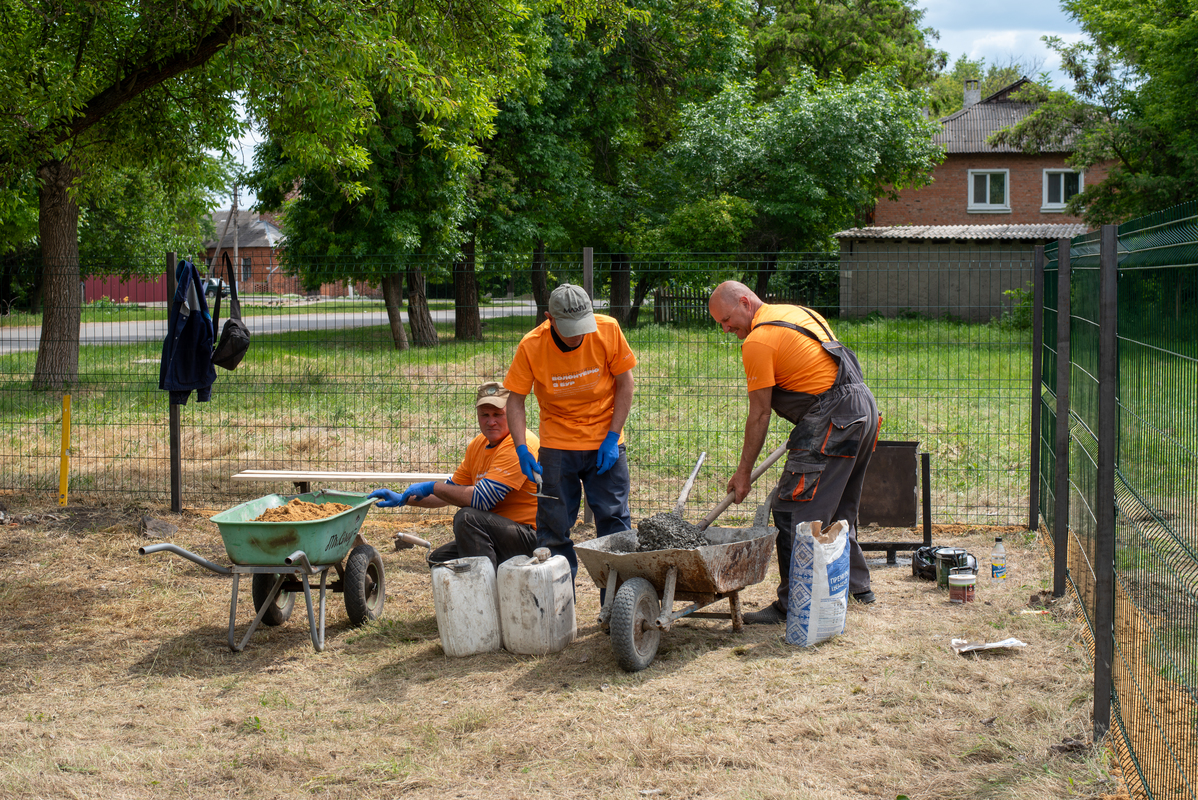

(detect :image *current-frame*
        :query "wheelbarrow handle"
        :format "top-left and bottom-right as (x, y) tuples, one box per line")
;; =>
(698, 443), (788, 530)
(139, 542), (232, 575)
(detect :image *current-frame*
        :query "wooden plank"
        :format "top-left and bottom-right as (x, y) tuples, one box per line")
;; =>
(232, 470), (451, 482)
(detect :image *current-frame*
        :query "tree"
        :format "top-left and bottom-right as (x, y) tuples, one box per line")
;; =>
(925, 54), (1047, 117)
(748, 0), (945, 100)
(0, 0), (625, 388)
(991, 2), (1198, 225)
(666, 68), (941, 288)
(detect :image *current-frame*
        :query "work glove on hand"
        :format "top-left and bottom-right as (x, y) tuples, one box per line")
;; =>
(368, 488), (403, 508)
(596, 431), (621, 475)
(398, 481), (438, 506)
(516, 444), (542, 483)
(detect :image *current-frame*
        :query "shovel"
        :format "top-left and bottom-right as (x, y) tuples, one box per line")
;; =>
(697, 443), (788, 531)
(673, 451), (707, 515)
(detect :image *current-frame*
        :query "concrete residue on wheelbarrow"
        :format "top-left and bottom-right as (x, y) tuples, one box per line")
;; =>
(632, 512), (708, 552)
(252, 498), (350, 522)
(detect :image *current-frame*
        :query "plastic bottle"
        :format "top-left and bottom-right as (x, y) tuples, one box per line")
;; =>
(989, 537), (1007, 582)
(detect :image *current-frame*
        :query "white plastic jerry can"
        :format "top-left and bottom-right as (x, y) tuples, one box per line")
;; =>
(496, 548), (576, 655)
(430, 556), (502, 657)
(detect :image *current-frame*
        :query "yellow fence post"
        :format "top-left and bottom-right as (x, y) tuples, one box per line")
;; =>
(58, 394), (71, 507)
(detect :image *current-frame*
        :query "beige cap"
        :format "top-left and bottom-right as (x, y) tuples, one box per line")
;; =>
(548, 283), (597, 337)
(475, 381), (510, 408)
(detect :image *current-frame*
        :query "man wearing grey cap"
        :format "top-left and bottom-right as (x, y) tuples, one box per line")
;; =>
(368, 382), (541, 570)
(503, 284), (637, 583)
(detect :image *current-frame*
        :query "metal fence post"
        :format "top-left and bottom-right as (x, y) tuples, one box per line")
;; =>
(1029, 246), (1044, 531)
(582, 246), (594, 525)
(167, 252), (182, 513)
(1093, 224), (1119, 740)
(583, 247), (593, 299)
(1053, 239), (1071, 598)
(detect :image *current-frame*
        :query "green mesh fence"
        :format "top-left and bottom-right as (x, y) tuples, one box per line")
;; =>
(1038, 201), (1198, 800)
(1, 248), (1036, 526)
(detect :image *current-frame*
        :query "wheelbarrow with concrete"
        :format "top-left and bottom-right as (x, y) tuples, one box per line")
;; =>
(575, 445), (787, 671)
(140, 490), (388, 653)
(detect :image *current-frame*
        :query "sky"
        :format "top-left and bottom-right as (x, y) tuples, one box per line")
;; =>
(217, 1), (1091, 210)
(919, 0), (1087, 87)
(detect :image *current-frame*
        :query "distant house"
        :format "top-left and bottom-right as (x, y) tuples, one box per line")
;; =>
(835, 79), (1107, 321)
(202, 209), (296, 295)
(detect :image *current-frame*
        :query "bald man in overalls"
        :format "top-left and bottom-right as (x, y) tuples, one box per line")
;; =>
(709, 281), (879, 623)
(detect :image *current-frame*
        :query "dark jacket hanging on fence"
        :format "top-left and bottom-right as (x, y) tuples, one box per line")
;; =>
(159, 259), (216, 404)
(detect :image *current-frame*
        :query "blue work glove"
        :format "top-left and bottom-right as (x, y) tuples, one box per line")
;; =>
(515, 444), (542, 483)
(596, 431), (621, 475)
(368, 488), (403, 508)
(399, 481), (437, 506)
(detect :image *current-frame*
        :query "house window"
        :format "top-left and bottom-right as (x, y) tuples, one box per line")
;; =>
(241, 257), (252, 282)
(1043, 170), (1083, 211)
(968, 170), (1010, 212)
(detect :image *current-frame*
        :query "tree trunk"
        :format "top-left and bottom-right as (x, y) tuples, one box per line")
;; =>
(754, 252), (779, 299)
(627, 271), (659, 329)
(454, 237), (482, 341)
(381, 272), (409, 351)
(405, 265), (438, 347)
(609, 252), (631, 324)
(531, 240), (549, 325)
(33, 158), (82, 390)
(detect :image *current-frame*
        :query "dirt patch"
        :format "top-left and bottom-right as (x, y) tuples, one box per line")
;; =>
(252, 498), (350, 522)
(634, 512), (708, 552)
(0, 496), (1129, 800)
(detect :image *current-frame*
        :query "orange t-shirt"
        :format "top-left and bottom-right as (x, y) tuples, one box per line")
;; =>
(741, 304), (839, 395)
(452, 431), (540, 528)
(504, 314), (637, 449)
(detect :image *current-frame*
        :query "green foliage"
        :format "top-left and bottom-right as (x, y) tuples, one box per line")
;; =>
(925, 54), (1047, 116)
(997, 282), (1034, 331)
(989, 2), (1198, 225)
(667, 68), (942, 251)
(749, 0), (946, 100)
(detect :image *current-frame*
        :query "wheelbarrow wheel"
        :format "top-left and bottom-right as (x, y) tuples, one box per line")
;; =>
(610, 577), (661, 672)
(345, 544), (385, 626)
(251, 574), (295, 626)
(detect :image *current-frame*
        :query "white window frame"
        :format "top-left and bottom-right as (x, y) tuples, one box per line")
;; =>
(967, 169), (1011, 213)
(1042, 169), (1083, 212)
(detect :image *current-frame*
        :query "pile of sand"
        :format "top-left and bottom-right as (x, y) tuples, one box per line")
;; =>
(252, 498), (350, 522)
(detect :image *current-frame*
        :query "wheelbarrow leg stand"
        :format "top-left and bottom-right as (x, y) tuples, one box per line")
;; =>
(300, 570), (330, 653)
(597, 568), (619, 630)
(229, 572), (287, 653)
(729, 591), (744, 632)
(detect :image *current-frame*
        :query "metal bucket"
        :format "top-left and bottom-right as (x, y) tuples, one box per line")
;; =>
(935, 547), (968, 589)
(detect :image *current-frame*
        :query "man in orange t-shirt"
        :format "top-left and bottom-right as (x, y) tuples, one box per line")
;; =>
(504, 284), (637, 581)
(709, 281), (880, 623)
(369, 382), (540, 570)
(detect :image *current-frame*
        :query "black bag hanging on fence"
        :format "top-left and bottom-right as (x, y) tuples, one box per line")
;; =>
(211, 252), (251, 370)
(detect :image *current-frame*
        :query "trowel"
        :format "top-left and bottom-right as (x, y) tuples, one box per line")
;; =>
(527, 473), (558, 500)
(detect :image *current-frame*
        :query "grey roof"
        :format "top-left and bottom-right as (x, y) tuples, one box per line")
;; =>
(935, 78), (1073, 154)
(203, 209), (284, 250)
(835, 224), (1089, 241)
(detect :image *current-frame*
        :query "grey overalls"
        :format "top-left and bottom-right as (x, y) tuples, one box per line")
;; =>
(753, 308), (880, 606)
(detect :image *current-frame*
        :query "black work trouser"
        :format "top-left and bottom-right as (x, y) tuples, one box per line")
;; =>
(429, 506), (537, 571)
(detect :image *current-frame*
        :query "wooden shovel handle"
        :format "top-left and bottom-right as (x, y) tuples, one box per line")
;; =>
(673, 451), (707, 515)
(698, 444), (788, 530)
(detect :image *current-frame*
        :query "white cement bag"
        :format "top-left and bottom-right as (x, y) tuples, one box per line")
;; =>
(785, 519), (850, 647)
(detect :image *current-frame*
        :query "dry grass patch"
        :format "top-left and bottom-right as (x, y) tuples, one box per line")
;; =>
(0, 496), (1128, 799)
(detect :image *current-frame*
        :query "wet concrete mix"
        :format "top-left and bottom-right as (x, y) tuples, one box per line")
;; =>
(635, 512), (709, 552)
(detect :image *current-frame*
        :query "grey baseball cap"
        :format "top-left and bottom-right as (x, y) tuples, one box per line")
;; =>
(548, 284), (597, 337)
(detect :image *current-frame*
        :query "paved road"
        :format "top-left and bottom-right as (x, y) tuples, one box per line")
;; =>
(0, 301), (540, 354)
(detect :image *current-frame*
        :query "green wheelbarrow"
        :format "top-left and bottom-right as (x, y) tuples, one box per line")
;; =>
(140, 490), (386, 653)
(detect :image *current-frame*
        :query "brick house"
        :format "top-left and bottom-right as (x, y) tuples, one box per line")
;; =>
(835, 79), (1105, 321)
(202, 209), (378, 299)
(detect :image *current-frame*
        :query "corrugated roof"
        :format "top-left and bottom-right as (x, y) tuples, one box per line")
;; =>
(934, 78), (1073, 154)
(834, 224), (1089, 241)
(203, 209), (284, 250)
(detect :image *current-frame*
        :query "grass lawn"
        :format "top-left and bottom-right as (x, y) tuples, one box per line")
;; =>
(0, 501), (1121, 800)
